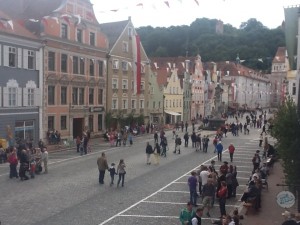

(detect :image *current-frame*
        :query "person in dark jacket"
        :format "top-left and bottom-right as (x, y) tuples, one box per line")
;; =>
(19, 149), (29, 181)
(146, 142), (153, 165)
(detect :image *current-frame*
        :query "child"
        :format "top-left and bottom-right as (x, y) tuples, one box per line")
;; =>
(30, 158), (36, 178)
(108, 163), (117, 186)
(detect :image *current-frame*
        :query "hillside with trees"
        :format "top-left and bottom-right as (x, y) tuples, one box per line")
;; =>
(137, 18), (285, 72)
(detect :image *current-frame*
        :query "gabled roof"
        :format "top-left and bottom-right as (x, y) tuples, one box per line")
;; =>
(99, 20), (129, 49)
(0, 10), (38, 40)
(272, 47), (286, 63)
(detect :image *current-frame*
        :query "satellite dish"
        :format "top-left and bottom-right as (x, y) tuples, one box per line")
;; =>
(0, 0), (67, 19)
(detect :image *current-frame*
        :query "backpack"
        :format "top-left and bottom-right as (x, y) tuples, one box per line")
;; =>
(177, 138), (182, 145)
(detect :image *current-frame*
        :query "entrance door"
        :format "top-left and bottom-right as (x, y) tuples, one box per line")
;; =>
(73, 118), (84, 138)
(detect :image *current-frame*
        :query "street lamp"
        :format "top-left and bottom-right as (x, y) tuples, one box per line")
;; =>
(162, 95), (165, 125)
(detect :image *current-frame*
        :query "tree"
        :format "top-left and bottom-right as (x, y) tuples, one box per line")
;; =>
(271, 97), (300, 212)
(105, 111), (113, 131)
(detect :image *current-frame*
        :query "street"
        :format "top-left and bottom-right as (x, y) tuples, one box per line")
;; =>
(0, 118), (274, 225)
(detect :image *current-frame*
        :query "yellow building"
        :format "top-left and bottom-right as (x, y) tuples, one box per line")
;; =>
(164, 67), (183, 124)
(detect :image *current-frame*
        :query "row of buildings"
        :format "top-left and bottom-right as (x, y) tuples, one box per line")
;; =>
(0, 0), (298, 146)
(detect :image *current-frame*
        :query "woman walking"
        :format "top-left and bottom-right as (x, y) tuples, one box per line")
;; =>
(228, 143), (235, 162)
(117, 159), (126, 187)
(218, 181), (228, 217)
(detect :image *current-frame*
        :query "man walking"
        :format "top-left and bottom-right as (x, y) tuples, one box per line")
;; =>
(202, 179), (215, 217)
(146, 142), (153, 165)
(228, 143), (235, 162)
(216, 141), (223, 162)
(174, 135), (182, 154)
(97, 152), (108, 184)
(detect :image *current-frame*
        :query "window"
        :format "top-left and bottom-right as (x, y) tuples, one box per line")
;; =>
(131, 80), (134, 90)
(140, 81), (145, 90)
(122, 61), (128, 71)
(166, 100), (168, 108)
(112, 59), (119, 69)
(98, 89), (103, 105)
(48, 116), (55, 130)
(61, 116), (67, 130)
(98, 60), (103, 76)
(128, 27), (133, 37)
(112, 79), (118, 89)
(131, 99), (136, 109)
(122, 79), (128, 89)
(89, 115), (94, 132)
(80, 57), (85, 75)
(9, 47), (16, 67)
(158, 101), (161, 108)
(153, 101), (156, 108)
(73, 56), (78, 74)
(27, 88), (34, 106)
(72, 87), (78, 105)
(48, 51), (55, 71)
(61, 86), (67, 105)
(15, 120), (35, 142)
(77, 29), (83, 43)
(140, 99), (144, 109)
(292, 83), (296, 95)
(23, 81), (40, 107)
(150, 87), (154, 94)
(98, 114), (103, 131)
(112, 99), (118, 109)
(90, 32), (95, 46)
(141, 64), (145, 73)
(89, 59), (94, 76)
(122, 42), (128, 52)
(61, 54), (68, 72)
(89, 88), (94, 105)
(48, 86), (55, 105)
(122, 99), (128, 109)
(27, 50), (34, 69)
(79, 88), (84, 105)
(9, 87), (17, 106)
(61, 24), (68, 39)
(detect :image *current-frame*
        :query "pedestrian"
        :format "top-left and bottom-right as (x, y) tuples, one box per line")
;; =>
(203, 135), (209, 153)
(231, 165), (239, 198)
(228, 143), (235, 162)
(179, 202), (196, 225)
(108, 163), (117, 186)
(153, 143), (161, 165)
(196, 134), (202, 151)
(191, 207), (203, 225)
(252, 151), (261, 173)
(202, 179), (215, 217)
(117, 159), (126, 187)
(191, 132), (197, 148)
(174, 135), (182, 154)
(160, 137), (167, 157)
(184, 132), (189, 147)
(7, 149), (18, 179)
(213, 136), (218, 153)
(97, 152), (108, 184)
(116, 131), (121, 147)
(200, 167), (210, 194)
(259, 134), (263, 147)
(218, 181), (228, 217)
(146, 142), (153, 165)
(19, 149), (29, 181)
(128, 132), (133, 146)
(216, 141), (223, 162)
(154, 131), (158, 144)
(122, 132), (127, 146)
(188, 171), (198, 206)
(41, 148), (48, 174)
(76, 136), (81, 152)
(185, 121), (188, 132)
(83, 133), (88, 154)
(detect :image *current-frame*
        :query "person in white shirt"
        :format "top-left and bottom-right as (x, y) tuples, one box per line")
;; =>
(41, 148), (48, 174)
(191, 207), (203, 225)
(200, 167), (210, 186)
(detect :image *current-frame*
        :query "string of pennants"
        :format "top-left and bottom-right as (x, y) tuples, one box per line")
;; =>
(98, 0), (200, 13)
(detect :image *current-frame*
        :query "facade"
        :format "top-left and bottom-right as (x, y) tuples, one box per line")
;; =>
(100, 18), (150, 128)
(286, 70), (298, 103)
(0, 12), (42, 146)
(37, 0), (109, 140)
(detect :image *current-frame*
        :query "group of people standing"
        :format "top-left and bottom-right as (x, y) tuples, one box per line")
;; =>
(96, 152), (126, 188)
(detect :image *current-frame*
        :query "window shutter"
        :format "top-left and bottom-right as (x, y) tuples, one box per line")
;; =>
(35, 88), (41, 106)
(3, 87), (8, 107)
(23, 49), (28, 69)
(17, 87), (22, 106)
(17, 48), (22, 68)
(3, 46), (9, 66)
(23, 88), (28, 106)
(35, 50), (40, 70)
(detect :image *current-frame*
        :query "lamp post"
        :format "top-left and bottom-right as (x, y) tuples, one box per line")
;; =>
(162, 95), (165, 125)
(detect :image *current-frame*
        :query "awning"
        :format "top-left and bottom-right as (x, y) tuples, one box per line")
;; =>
(164, 110), (181, 116)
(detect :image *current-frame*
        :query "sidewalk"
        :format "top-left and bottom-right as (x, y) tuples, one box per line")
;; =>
(240, 161), (297, 225)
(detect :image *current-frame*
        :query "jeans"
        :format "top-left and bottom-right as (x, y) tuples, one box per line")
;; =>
(99, 170), (105, 184)
(217, 152), (222, 161)
(219, 198), (226, 216)
(189, 189), (197, 205)
(229, 153), (233, 162)
(117, 173), (125, 187)
(110, 175), (115, 186)
(9, 164), (18, 178)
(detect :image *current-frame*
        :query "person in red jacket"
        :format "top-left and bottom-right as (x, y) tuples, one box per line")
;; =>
(228, 143), (235, 162)
(218, 181), (228, 217)
(8, 148), (18, 178)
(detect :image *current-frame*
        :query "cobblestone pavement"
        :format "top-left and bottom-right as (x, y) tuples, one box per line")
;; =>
(0, 114), (284, 225)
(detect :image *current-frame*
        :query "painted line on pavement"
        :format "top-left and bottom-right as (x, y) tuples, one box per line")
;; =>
(118, 214), (220, 221)
(142, 200), (241, 208)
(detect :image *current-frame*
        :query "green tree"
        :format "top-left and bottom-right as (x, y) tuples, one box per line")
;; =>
(105, 111), (113, 130)
(271, 97), (300, 211)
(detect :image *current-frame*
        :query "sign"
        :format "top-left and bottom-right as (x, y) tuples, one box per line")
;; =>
(90, 107), (104, 113)
(276, 191), (295, 208)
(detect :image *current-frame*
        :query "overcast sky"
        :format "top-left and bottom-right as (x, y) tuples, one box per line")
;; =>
(91, 0), (300, 28)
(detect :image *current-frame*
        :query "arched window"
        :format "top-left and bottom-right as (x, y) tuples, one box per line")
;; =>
(3, 79), (21, 107)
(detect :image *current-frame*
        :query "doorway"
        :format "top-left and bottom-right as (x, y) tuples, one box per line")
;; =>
(73, 118), (84, 138)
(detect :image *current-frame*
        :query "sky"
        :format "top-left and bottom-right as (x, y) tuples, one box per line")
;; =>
(91, 0), (300, 29)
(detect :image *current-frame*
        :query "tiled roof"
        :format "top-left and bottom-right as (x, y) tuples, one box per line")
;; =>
(99, 20), (129, 49)
(0, 10), (38, 40)
(272, 47), (286, 63)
